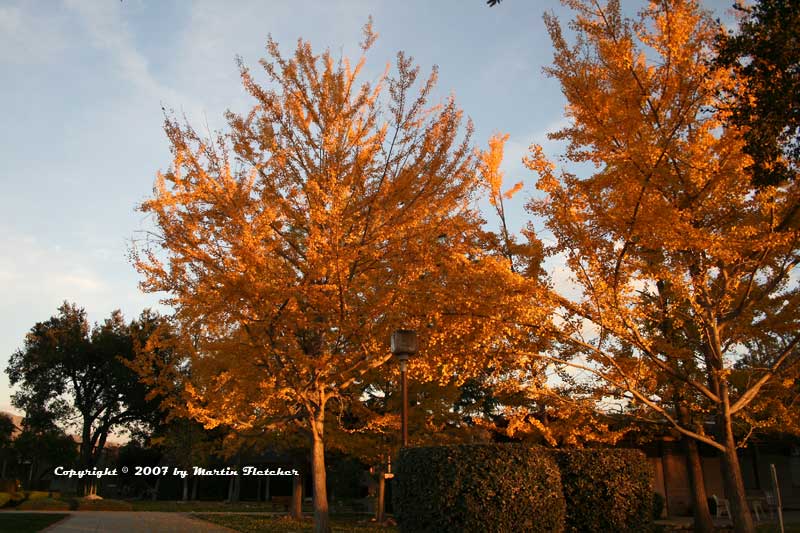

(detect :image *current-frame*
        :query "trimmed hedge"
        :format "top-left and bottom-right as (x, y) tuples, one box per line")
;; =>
(554, 448), (654, 533)
(394, 443), (565, 533)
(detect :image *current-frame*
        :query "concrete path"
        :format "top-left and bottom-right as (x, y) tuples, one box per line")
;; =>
(42, 512), (234, 532)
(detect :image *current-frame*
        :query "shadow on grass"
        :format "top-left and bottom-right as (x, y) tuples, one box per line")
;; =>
(194, 513), (397, 533)
(0, 513), (68, 533)
(131, 500), (313, 512)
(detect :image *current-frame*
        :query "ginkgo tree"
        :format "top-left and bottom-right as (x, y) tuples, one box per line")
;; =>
(524, 1), (800, 532)
(475, 133), (629, 448)
(133, 23), (549, 533)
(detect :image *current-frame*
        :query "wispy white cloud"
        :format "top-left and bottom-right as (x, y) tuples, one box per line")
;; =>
(63, 0), (182, 105)
(0, 230), (108, 313)
(0, 228), (165, 411)
(166, 0), (378, 128)
(0, 2), (69, 64)
(0, 5), (21, 32)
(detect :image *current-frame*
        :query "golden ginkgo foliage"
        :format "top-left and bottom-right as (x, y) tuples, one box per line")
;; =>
(525, 1), (799, 532)
(133, 23), (550, 533)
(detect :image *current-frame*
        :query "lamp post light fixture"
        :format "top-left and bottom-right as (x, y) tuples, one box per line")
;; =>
(391, 329), (417, 448)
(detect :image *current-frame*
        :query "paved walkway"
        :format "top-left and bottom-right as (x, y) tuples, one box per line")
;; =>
(42, 512), (234, 532)
(655, 510), (800, 531)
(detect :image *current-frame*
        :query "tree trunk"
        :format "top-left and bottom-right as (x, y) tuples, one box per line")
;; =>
(311, 413), (330, 533)
(685, 437), (714, 532)
(152, 477), (161, 501)
(78, 458), (91, 496)
(721, 442), (754, 532)
(84, 477), (97, 497)
(191, 476), (198, 501)
(229, 455), (242, 502)
(264, 475), (270, 502)
(291, 470), (303, 519)
(77, 461), (95, 496)
(679, 405), (714, 533)
(79, 419), (92, 497)
(719, 384), (755, 533)
(376, 472), (385, 523)
(233, 474), (241, 502)
(182, 476), (189, 502)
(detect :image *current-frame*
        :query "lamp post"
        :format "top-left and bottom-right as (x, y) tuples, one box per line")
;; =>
(391, 329), (417, 448)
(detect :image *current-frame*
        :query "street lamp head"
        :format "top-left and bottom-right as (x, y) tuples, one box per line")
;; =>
(391, 329), (416, 449)
(391, 329), (418, 362)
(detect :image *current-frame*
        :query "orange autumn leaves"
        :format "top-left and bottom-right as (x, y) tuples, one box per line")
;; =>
(132, 21), (557, 531)
(481, 133), (523, 207)
(132, 7), (799, 531)
(522, 2), (799, 528)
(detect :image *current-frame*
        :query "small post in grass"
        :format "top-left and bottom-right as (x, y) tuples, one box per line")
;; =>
(770, 464), (784, 533)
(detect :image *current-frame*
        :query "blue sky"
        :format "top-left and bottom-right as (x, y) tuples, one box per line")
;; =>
(0, 0), (737, 414)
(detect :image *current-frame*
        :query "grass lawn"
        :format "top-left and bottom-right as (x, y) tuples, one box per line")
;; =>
(131, 500), (312, 512)
(8, 497), (133, 511)
(194, 513), (397, 532)
(0, 513), (68, 533)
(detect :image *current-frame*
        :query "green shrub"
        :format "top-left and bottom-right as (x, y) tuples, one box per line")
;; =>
(18, 497), (71, 511)
(554, 448), (654, 533)
(25, 491), (51, 501)
(0, 492), (11, 508)
(394, 443), (565, 533)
